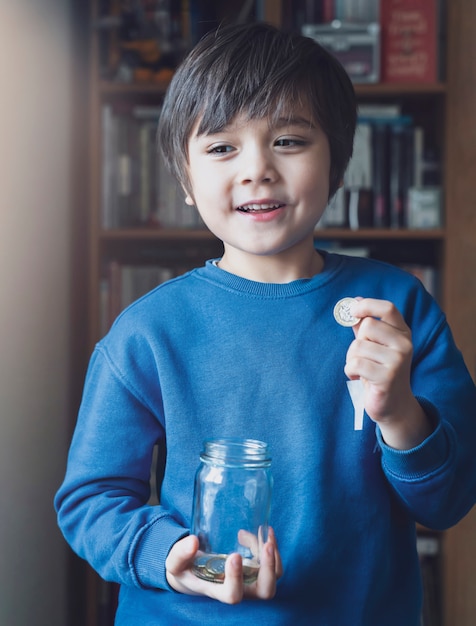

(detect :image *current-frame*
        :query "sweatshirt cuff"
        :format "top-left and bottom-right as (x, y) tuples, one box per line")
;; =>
(130, 514), (189, 590)
(376, 407), (451, 481)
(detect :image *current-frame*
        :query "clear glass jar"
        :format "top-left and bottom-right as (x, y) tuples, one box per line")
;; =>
(191, 438), (273, 584)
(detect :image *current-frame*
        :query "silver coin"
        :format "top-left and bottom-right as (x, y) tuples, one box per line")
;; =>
(333, 297), (360, 327)
(193, 555), (209, 568)
(205, 556), (226, 576)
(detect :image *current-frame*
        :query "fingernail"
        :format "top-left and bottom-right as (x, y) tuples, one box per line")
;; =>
(232, 557), (240, 570)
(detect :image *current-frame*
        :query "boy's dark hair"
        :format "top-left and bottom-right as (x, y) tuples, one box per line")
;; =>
(158, 22), (357, 199)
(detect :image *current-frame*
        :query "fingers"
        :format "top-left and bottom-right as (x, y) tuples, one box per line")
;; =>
(166, 535), (206, 597)
(166, 529), (283, 605)
(267, 526), (283, 579)
(345, 299), (412, 377)
(237, 528), (259, 558)
(253, 540), (278, 599)
(345, 333), (409, 381)
(166, 537), (244, 603)
(343, 298), (418, 426)
(165, 534), (198, 578)
(350, 298), (406, 329)
(269, 528), (284, 579)
(243, 527), (282, 600)
(221, 554), (245, 604)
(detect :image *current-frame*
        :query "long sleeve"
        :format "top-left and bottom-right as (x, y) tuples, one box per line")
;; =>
(55, 347), (188, 589)
(376, 313), (476, 528)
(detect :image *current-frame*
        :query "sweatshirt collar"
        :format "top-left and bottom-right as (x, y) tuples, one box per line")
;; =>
(197, 251), (343, 298)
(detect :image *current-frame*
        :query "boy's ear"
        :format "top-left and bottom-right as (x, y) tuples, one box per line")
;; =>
(181, 183), (195, 206)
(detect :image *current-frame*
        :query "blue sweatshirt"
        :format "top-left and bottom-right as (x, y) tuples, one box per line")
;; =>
(55, 252), (476, 625)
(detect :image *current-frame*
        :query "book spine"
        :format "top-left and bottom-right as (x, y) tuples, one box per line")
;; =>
(101, 104), (114, 229)
(380, 0), (438, 83)
(372, 123), (390, 228)
(417, 533), (442, 626)
(400, 264), (438, 298)
(322, 0), (334, 23)
(402, 124), (416, 227)
(116, 113), (132, 227)
(389, 124), (406, 228)
(344, 121), (373, 229)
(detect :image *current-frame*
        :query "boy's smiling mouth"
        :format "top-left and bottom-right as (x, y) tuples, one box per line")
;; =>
(237, 202), (285, 213)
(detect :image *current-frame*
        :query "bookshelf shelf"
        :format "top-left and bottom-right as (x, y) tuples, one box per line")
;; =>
(99, 227), (445, 242)
(101, 80), (447, 98)
(316, 228), (445, 240)
(100, 80), (171, 96)
(100, 228), (216, 241)
(355, 82), (447, 97)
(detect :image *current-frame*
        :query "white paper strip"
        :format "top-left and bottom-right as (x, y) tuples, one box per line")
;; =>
(346, 379), (365, 430)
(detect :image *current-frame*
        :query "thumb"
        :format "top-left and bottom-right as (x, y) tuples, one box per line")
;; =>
(166, 534), (198, 576)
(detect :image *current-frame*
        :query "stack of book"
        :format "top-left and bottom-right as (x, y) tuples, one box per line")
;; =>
(295, 0), (443, 84)
(319, 103), (441, 230)
(101, 104), (204, 230)
(100, 261), (185, 334)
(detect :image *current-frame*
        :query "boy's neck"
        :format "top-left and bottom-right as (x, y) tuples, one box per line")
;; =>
(217, 247), (324, 284)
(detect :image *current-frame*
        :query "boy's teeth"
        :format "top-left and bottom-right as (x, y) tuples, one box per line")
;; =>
(240, 203), (280, 211)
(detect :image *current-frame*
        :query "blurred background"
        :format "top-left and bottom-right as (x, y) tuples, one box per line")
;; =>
(0, 1), (81, 624)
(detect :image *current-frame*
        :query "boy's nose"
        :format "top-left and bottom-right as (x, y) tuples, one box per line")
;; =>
(239, 147), (278, 185)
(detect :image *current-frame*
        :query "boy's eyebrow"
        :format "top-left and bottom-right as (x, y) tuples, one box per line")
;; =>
(195, 114), (317, 137)
(272, 116), (316, 129)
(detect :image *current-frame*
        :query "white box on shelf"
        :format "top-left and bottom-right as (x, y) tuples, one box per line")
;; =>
(407, 187), (442, 229)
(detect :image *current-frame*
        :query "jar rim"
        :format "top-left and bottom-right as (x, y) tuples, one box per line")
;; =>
(201, 437), (271, 466)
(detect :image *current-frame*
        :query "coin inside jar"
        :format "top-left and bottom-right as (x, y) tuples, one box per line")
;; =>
(192, 554), (227, 583)
(333, 297), (360, 327)
(205, 556), (226, 576)
(192, 553), (260, 584)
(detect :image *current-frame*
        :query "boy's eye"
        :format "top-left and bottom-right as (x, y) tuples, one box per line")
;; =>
(207, 144), (234, 154)
(275, 137), (306, 147)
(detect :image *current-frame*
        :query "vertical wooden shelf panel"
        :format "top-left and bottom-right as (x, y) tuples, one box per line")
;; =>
(443, 1), (476, 625)
(443, 0), (476, 380)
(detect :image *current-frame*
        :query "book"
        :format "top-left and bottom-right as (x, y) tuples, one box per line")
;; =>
(101, 261), (178, 331)
(101, 104), (117, 228)
(380, 0), (439, 83)
(389, 120), (414, 228)
(322, 108), (426, 231)
(400, 263), (438, 298)
(334, 0), (380, 23)
(417, 534), (442, 626)
(101, 104), (204, 230)
(358, 103), (401, 119)
(318, 186), (348, 229)
(345, 122), (373, 230)
(352, 114), (418, 229)
(371, 121), (390, 227)
(322, 0), (335, 23)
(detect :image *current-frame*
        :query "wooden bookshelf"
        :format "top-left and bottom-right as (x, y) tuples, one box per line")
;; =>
(75, 1), (476, 624)
(441, 1), (476, 624)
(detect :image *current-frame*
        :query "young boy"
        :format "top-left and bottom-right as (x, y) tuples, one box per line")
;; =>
(55, 22), (476, 625)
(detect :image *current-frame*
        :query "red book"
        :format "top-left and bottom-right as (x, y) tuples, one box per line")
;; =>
(322, 0), (334, 23)
(380, 0), (438, 83)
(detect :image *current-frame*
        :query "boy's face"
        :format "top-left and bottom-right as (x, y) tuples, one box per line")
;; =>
(185, 104), (331, 281)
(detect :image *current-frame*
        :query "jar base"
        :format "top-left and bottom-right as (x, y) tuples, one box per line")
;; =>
(192, 553), (259, 584)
